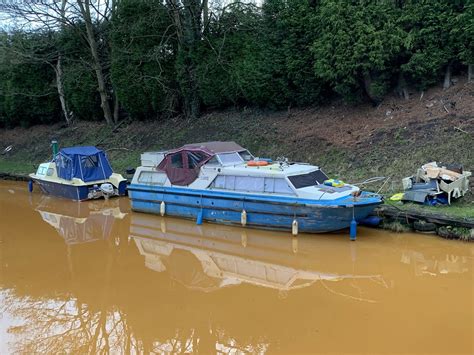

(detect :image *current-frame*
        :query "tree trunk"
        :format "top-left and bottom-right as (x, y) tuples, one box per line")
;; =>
(468, 64), (473, 83)
(55, 55), (73, 125)
(202, 0), (209, 33)
(167, 0), (182, 42)
(113, 90), (119, 124)
(175, 0), (202, 119)
(397, 72), (409, 100)
(76, 0), (114, 125)
(443, 61), (452, 90)
(362, 72), (380, 105)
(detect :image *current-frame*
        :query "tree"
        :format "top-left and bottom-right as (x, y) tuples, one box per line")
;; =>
(0, 31), (60, 127)
(456, 0), (474, 81)
(110, 0), (177, 119)
(312, 0), (404, 104)
(1, 0), (119, 124)
(399, 0), (468, 90)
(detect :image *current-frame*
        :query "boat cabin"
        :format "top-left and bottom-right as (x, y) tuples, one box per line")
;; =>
(131, 141), (351, 200)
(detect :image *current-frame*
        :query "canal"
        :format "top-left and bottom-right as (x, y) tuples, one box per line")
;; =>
(0, 181), (473, 353)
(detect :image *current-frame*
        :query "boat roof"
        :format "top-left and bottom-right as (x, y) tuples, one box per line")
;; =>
(182, 141), (246, 154)
(60, 146), (104, 156)
(223, 163), (319, 176)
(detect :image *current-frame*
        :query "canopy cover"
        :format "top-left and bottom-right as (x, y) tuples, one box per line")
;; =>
(55, 146), (113, 182)
(158, 146), (213, 186)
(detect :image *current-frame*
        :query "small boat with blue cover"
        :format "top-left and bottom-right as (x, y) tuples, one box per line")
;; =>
(128, 141), (383, 234)
(30, 141), (127, 201)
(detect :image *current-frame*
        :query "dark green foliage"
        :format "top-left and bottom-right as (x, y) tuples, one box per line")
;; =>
(58, 26), (103, 121)
(312, 0), (404, 103)
(456, 0), (474, 66)
(0, 0), (472, 127)
(0, 32), (60, 128)
(110, 0), (177, 120)
(398, 0), (466, 89)
(197, 4), (261, 107)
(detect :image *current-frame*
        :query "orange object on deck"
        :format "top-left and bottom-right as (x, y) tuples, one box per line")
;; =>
(247, 160), (269, 167)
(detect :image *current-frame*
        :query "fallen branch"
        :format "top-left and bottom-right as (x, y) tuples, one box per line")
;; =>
(112, 118), (131, 132)
(443, 105), (449, 113)
(105, 147), (131, 152)
(454, 126), (471, 135)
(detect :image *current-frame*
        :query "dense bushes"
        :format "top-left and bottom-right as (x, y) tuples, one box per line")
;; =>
(0, 0), (473, 127)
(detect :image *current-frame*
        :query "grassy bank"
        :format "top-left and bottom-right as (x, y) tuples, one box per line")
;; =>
(1, 82), (473, 220)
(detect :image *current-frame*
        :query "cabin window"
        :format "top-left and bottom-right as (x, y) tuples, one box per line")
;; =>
(264, 177), (275, 192)
(238, 150), (254, 161)
(170, 153), (183, 168)
(213, 175), (226, 189)
(288, 170), (328, 189)
(225, 175), (236, 190)
(46, 168), (54, 176)
(55, 155), (69, 169)
(274, 178), (294, 194)
(235, 176), (264, 192)
(81, 155), (99, 168)
(138, 171), (167, 185)
(36, 166), (48, 175)
(217, 152), (243, 165)
(187, 151), (207, 169)
(211, 175), (294, 194)
(205, 156), (221, 166)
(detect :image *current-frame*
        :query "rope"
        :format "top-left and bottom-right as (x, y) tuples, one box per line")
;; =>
(352, 176), (387, 186)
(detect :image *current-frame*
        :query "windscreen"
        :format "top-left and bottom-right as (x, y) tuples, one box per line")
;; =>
(288, 170), (328, 189)
(217, 152), (244, 165)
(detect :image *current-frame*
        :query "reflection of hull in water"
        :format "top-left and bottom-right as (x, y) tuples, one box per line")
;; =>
(130, 214), (385, 293)
(36, 196), (127, 245)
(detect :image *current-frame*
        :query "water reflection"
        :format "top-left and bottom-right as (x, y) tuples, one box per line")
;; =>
(401, 250), (470, 276)
(1, 181), (473, 354)
(131, 214), (388, 299)
(36, 196), (127, 244)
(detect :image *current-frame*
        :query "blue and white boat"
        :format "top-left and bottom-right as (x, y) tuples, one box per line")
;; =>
(30, 143), (127, 201)
(128, 141), (382, 234)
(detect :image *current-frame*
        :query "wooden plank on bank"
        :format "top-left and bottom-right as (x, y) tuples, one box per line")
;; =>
(374, 205), (474, 229)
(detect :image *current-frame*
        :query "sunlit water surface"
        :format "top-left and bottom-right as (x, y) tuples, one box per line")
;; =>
(0, 181), (473, 354)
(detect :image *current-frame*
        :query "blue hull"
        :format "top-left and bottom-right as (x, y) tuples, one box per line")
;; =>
(128, 184), (382, 233)
(33, 178), (127, 201)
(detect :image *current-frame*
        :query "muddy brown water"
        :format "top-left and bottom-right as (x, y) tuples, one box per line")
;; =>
(0, 181), (473, 354)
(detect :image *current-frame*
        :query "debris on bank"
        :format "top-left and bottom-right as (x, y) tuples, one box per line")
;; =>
(373, 162), (473, 240)
(391, 162), (471, 205)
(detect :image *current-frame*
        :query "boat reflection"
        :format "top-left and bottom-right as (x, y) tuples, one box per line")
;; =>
(131, 214), (388, 296)
(35, 196), (127, 244)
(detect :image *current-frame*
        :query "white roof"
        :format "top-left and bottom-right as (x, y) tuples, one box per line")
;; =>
(216, 163), (320, 177)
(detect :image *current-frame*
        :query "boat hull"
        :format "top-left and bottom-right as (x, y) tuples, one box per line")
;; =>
(128, 184), (382, 233)
(32, 178), (127, 201)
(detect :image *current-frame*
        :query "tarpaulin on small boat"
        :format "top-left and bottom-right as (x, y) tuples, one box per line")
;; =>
(55, 146), (113, 182)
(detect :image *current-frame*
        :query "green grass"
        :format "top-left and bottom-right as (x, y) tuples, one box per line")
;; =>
(0, 158), (36, 175)
(381, 220), (411, 233)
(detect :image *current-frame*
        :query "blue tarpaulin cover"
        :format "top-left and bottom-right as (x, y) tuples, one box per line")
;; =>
(55, 146), (113, 182)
